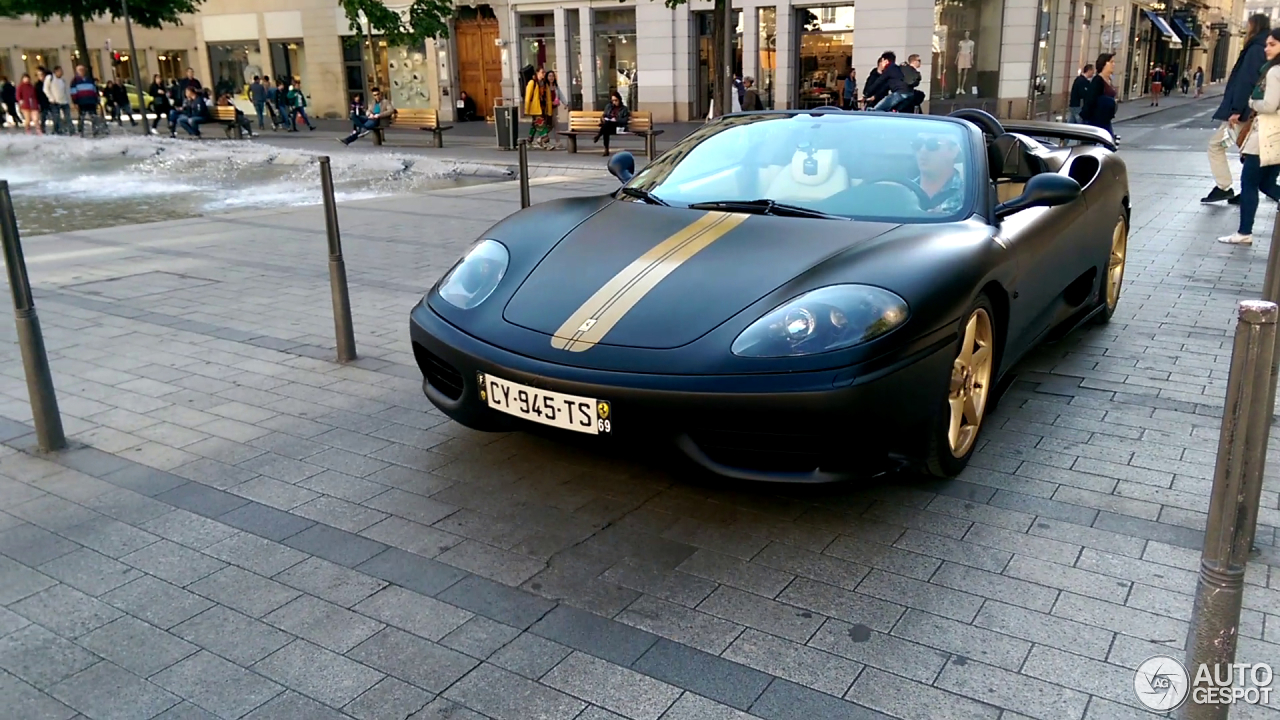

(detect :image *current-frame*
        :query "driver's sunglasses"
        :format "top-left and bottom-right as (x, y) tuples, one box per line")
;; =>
(913, 137), (955, 152)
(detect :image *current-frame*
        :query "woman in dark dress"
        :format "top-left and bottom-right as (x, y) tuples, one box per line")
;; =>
(1082, 53), (1119, 140)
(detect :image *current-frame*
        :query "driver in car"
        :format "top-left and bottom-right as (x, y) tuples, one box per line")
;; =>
(912, 134), (965, 214)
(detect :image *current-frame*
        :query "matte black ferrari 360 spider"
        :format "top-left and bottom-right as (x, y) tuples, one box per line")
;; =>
(409, 108), (1129, 482)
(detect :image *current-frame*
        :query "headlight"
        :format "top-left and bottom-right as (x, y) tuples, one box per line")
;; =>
(731, 285), (909, 357)
(436, 240), (509, 309)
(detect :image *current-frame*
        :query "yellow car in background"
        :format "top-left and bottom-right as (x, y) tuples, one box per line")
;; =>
(99, 83), (154, 111)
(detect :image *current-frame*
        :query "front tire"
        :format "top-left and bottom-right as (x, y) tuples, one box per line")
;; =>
(924, 295), (997, 478)
(1095, 212), (1127, 324)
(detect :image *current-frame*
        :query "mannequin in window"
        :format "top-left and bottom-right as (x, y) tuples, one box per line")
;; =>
(956, 31), (975, 95)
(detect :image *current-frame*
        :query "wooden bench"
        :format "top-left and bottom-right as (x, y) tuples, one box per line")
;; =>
(210, 106), (246, 139)
(372, 108), (454, 148)
(562, 110), (663, 158)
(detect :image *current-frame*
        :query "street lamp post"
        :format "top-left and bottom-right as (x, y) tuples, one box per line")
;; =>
(121, 0), (149, 135)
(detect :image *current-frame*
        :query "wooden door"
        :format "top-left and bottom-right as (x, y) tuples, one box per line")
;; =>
(457, 18), (503, 117)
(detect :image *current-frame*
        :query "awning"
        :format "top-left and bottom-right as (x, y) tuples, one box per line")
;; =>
(1144, 11), (1183, 47)
(1172, 18), (1202, 46)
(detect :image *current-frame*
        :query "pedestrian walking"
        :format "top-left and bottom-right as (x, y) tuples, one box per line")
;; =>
(1220, 28), (1280, 245)
(34, 67), (51, 133)
(1181, 71), (1191, 95)
(107, 81), (137, 127)
(1203, 14), (1270, 204)
(841, 66), (857, 110)
(248, 75), (267, 130)
(43, 66), (71, 135)
(148, 74), (164, 101)
(286, 79), (314, 131)
(1068, 64), (1095, 124)
(15, 74), (40, 134)
(1081, 53), (1118, 139)
(547, 70), (567, 149)
(1195, 66), (1205, 97)
(0, 76), (18, 127)
(1149, 65), (1164, 106)
(70, 66), (103, 137)
(743, 76), (764, 111)
(523, 68), (554, 149)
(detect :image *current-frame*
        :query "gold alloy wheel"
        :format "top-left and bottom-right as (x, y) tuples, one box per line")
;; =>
(948, 308), (994, 458)
(1106, 217), (1127, 311)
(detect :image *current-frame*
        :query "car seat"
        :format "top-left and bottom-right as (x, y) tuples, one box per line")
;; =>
(765, 148), (850, 202)
(990, 132), (1048, 203)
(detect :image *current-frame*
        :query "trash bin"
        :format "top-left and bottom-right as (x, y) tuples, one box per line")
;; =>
(494, 106), (518, 150)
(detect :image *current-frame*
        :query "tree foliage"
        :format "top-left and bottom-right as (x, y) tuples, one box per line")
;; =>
(0, 0), (201, 28)
(0, 0), (203, 77)
(338, 0), (452, 47)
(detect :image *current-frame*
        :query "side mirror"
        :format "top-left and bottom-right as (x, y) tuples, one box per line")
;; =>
(995, 173), (1081, 219)
(608, 151), (635, 183)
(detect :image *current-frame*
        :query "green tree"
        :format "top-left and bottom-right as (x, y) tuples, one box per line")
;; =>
(0, 0), (203, 78)
(338, 0), (452, 48)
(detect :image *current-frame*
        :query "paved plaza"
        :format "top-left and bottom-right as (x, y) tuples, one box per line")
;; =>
(0, 100), (1278, 720)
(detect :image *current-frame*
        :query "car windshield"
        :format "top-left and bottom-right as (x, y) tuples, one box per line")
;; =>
(624, 113), (975, 223)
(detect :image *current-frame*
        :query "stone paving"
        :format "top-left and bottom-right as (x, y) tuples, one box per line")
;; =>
(0, 144), (1277, 720)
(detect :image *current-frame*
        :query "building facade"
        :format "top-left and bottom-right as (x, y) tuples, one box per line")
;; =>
(7, 0), (1236, 122)
(1, 16), (197, 89)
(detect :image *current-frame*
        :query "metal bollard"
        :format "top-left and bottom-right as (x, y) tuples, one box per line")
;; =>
(518, 139), (531, 209)
(1180, 300), (1277, 720)
(317, 157), (357, 363)
(0, 181), (66, 452)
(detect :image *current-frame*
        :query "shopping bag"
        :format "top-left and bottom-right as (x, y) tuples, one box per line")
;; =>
(1258, 113), (1280, 166)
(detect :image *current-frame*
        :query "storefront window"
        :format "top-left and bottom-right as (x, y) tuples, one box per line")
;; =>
(566, 9), (583, 110)
(69, 48), (103, 80)
(157, 51), (187, 83)
(388, 42), (432, 109)
(208, 43), (264, 97)
(758, 8), (777, 109)
(112, 52), (146, 85)
(519, 13), (556, 76)
(21, 49), (59, 78)
(932, 0), (1004, 113)
(796, 6), (853, 110)
(270, 41), (307, 87)
(1031, 0), (1061, 118)
(594, 9), (637, 109)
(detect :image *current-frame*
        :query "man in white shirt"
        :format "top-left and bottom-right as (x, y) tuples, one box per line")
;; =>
(43, 66), (71, 135)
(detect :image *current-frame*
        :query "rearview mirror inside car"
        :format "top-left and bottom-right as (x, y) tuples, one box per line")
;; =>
(995, 173), (1082, 219)
(608, 152), (636, 183)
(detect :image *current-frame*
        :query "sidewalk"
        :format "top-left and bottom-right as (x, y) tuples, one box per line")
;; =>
(0, 144), (1277, 720)
(1114, 83), (1225, 123)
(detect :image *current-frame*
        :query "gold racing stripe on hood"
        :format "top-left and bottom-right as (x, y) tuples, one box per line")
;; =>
(551, 211), (748, 352)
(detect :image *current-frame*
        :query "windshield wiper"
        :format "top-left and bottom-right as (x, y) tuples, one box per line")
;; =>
(686, 198), (844, 220)
(620, 187), (670, 206)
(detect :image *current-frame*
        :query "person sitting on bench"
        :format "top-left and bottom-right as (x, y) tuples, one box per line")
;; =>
(341, 87), (395, 145)
(594, 91), (630, 156)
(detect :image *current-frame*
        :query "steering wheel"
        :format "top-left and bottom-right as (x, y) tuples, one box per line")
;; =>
(948, 108), (1004, 137)
(864, 177), (932, 207)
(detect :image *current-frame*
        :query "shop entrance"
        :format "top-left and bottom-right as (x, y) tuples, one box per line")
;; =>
(456, 6), (503, 119)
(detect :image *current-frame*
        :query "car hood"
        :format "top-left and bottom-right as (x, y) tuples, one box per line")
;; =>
(502, 201), (899, 351)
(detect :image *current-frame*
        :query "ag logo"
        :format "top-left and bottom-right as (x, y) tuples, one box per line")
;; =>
(1134, 655), (1189, 711)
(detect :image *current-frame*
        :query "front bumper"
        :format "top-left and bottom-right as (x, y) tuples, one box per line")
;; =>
(410, 302), (957, 482)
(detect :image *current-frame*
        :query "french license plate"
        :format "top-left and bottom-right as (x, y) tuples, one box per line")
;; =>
(477, 373), (611, 435)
